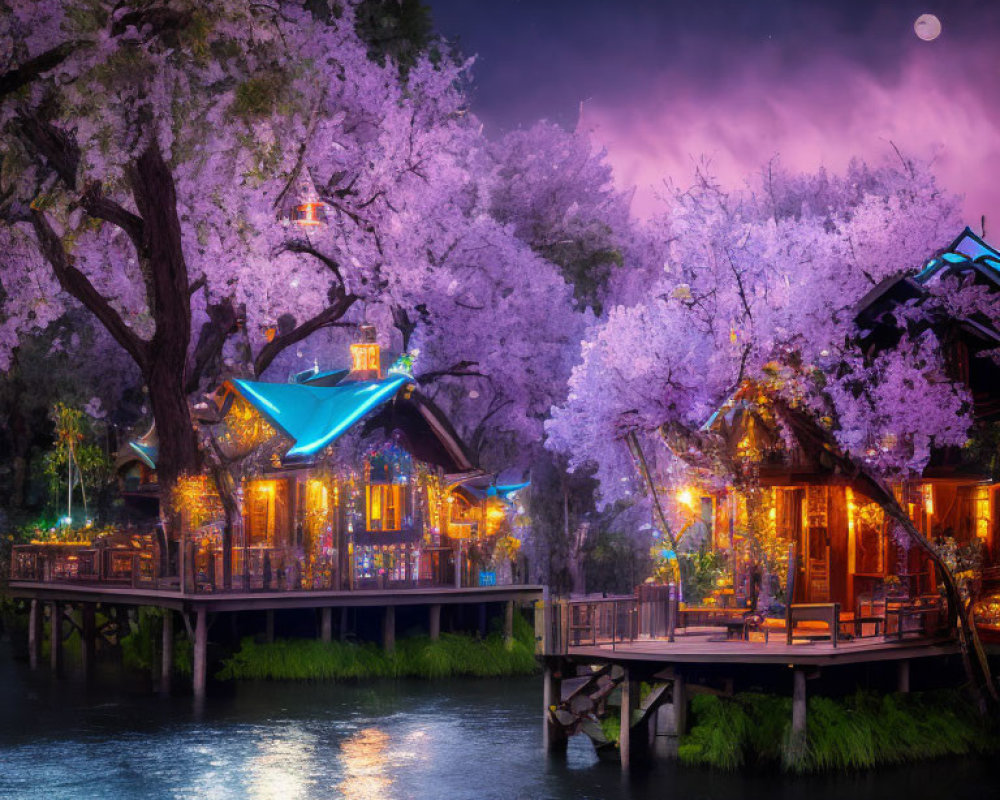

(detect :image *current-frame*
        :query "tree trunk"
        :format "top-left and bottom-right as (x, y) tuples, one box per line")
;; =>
(206, 460), (239, 592)
(146, 358), (199, 494)
(880, 497), (995, 712)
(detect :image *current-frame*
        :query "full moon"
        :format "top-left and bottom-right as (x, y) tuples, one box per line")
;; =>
(914, 13), (942, 41)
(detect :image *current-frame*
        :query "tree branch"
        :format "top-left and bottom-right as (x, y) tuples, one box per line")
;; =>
(30, 208), (148, 371)
(415, 361), (486, 383)
(275, 239), (344, 285)
(13, 115), (80, 189)
(0, 41), (81, 100)
(79, 180), (145, 250)
(253, 289), (356, 376)
(186, 297), (239, 394)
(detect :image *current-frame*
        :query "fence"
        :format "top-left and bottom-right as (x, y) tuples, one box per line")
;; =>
(536, 586), (679, 655)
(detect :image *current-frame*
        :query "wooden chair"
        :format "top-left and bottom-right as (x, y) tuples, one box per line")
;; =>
(786, 602), (841, 647)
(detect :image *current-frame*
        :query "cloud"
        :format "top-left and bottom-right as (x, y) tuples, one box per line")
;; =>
(580, 44), (1000, 225)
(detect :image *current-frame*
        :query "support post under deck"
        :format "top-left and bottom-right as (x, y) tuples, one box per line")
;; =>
(161, 609), (173, 695)
(504, 601), (514, 644)
(897, 659), (910, 693)
(320, 607), (332, 643)
(429, 604), (441, 641)
(620, 670), (637, 771)
(28, 599), (42, 670)
(193, 607), (207, 701)
(542, 660), (567, 754)
(653, 673), (687, 760)
(81, 603), (96, 682)
(383, 606), (395, 653)
(790, 668), (807, 757)
(49, 601), (62, 676)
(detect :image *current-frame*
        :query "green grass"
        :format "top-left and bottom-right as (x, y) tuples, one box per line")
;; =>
(217, 612), (538, 681)
(119, 607), (192, 675)
(677, 690), (999, 772)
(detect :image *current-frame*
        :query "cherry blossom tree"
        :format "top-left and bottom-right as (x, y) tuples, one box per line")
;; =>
(548, 158), (999, 706)
(0, 2), (593, 595)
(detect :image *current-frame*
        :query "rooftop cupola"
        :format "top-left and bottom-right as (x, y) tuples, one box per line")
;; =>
(349, 324), (382, 381)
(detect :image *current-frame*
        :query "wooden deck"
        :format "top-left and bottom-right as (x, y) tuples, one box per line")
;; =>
(565, 629), (960, 667)
(6, 580), (544, 612)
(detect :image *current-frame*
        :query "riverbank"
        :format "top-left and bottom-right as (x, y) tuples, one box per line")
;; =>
(679, 690), (999, 772)
(216, 613), (538, 681)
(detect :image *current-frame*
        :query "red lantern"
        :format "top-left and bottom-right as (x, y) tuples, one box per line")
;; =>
(293, 200), (325, 227)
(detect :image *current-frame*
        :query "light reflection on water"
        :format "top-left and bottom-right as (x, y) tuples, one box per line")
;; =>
(0, 642), (998, 800)
(337, 728), (392, 800)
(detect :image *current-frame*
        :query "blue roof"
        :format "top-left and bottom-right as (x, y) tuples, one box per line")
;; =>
(230, 374), (410, 460)
(128, 439), (158, 470)
(915, 228), (1000, 287)
(488, 482), (531, 499)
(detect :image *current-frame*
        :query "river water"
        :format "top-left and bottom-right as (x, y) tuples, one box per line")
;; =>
(1, 641), (997, 800)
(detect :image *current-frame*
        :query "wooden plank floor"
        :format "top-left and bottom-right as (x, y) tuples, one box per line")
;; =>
(7, 580), (545, 612)
(566, 630), (959, 667)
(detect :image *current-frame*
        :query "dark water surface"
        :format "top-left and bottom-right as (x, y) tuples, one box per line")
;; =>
(1, 641), (997, 800)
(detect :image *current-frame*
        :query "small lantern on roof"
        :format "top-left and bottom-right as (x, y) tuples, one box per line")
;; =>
(280, 168), (327, 228)
(349, 324), (382, 380)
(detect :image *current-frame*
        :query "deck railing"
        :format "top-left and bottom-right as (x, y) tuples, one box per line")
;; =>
(536, 589), (679, 655)
(11, 542), (158, 588)
(10, 539), (521, 594)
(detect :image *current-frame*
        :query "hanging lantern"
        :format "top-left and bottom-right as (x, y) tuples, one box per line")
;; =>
(292, 199), (326, 227)
(282, 168), (327, 227)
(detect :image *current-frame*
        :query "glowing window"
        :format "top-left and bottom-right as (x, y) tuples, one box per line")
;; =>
(366, 484), (403, 531)
(975, 487), (991, 541)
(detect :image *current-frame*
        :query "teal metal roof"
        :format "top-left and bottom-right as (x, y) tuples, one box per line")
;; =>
(915, 228), (1000, 287)
(128, 439), (158, 470)
(230, 374), (410, 460)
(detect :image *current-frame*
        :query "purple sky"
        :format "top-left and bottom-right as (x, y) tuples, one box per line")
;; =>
(431, 0), (1000, 225)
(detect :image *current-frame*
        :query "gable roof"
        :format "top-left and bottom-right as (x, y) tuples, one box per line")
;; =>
(228, 374), (410, 462)
(912, 227), (1000, 290)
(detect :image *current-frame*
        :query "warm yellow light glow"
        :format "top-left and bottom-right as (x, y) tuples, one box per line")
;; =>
(975, 486), (990, 541)
(350, 341), (381, 374)
(922, 484), (934, 516)
(337, 727), (392, 800)
(294, 200), (324, 226)
(676, 488), (694, 508)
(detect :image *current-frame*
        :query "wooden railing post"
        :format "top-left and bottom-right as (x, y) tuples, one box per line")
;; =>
(667, 583), (677, 643)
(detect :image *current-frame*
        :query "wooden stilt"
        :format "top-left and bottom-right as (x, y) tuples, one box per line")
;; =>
(28, 599), (42, 670)
(49, 601), (62, 676)
(383, 606), (395, 653)
(320, 607), (332, 643)
(790, 668), (807, 757)
(653, 673), (687, 759)
(81, 603), (96, 682)
(673, 672), (687, 739)
(504, 600), (515, 644)
(620, 670), (636, 771)
(193, 607), (207, 700)
(897, 659), (910, 693)
(265, 609), (274, 643)
(542, 661), (567, 754)
(161, 609), (173, 695)
(429, 604), (441, 641)
(150, 613), (160, 687)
